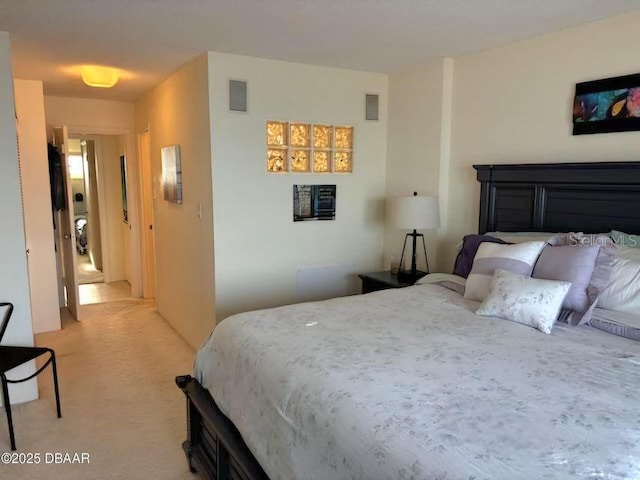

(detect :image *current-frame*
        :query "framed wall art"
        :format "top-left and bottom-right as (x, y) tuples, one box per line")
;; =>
(573, 73), (640, 135)
(267, 121), (353, 173)
(120, 155), (128, 222)
(161, 145), (183, 203)
(293, 184), (336, 221)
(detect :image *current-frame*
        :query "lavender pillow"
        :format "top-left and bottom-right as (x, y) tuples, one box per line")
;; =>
(532, 245), (601, 325)
(551, 233), (616, 310)
(453, 235), (510, 278)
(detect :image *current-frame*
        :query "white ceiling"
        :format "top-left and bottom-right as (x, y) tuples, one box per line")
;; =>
(1, 0), (638, 102)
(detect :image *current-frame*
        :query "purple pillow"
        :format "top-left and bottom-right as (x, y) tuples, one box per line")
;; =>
(453, 235), (510, 278)
(532, 245), (601, 325)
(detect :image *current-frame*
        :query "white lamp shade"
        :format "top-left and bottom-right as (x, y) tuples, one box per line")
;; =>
(392, 195), (440, 230)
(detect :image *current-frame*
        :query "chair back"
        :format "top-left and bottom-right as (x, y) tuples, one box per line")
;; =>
(0, 303), (14, 343)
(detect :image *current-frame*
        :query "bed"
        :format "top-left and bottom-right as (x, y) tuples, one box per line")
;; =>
(176, 161), (640, 480)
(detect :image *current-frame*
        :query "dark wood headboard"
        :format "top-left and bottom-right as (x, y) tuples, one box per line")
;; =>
(474, 162), (640, 235)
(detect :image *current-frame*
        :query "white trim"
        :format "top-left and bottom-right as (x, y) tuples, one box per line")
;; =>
(63, 125), (142, 297)
(137, 129), (156, 300)
(84, 135), (111, 282)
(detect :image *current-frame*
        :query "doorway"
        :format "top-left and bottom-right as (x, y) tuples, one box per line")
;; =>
(68, 138), (103, 285)
(66, 134), (132, 305)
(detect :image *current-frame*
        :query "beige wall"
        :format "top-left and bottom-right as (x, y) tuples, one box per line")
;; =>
(381, 12), (640, 271)
(14, 79), (61, 334)
(135, 54), (215, 349)
(44, 96), (135, 133)
(119, 136), (131, 284)
(444, 12), (640, 267)
(98, 135), (127, 282)
(0, 32), (37, 404)
(85, 140), (103, 271)
(208, 52), (388, 321)
(384, 58), (453, 272)
(44, 95), (141, 295)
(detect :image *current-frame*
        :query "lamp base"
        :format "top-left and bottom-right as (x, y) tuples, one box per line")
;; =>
(397, 269), (428, 283)
(397, 231), (430, 284)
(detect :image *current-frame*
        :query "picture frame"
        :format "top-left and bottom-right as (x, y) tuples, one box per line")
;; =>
(161, 145), (183, 203)
(120, 155), (128, 223)
(293, 185), (336, 222)
(573, 73), (640, 135)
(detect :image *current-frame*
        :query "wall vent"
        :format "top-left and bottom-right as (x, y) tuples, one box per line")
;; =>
(365, 93), (379, 121)
(229, 80), (247, 112)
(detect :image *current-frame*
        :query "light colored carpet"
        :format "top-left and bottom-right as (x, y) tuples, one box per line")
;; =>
(79, 281), (131, 306)
(77, 255), (104, 285)
(0, 299), (198, 479)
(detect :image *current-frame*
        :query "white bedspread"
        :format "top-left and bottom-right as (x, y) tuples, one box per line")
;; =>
(195, 284), (640, 480)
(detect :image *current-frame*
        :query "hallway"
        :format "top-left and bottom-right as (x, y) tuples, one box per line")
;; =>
(76, 255), (104, 285)
(1, 299), (196, 479)
(78, 281), (131, 305)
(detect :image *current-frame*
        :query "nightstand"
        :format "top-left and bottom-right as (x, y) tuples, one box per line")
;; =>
(358, 271), (426, 294)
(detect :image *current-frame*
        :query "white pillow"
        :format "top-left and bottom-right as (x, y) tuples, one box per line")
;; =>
(464, 241), (546, 301)
(476, 270), (571, 334)
(598, 246), (640, 314)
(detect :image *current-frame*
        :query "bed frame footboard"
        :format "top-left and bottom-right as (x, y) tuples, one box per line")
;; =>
(175, 375), (269, 480)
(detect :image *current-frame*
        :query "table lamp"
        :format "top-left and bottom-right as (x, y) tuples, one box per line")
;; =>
(392, 192), (440, 281)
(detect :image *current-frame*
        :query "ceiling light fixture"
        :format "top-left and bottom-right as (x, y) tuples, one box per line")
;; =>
(81, 65), (119, 88)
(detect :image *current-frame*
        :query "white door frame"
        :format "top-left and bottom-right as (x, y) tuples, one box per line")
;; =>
(52, 125), (81, 320)
(75, 135), (111, 282)
(66, 125), (143, 297)
(137, 128), (156, 299)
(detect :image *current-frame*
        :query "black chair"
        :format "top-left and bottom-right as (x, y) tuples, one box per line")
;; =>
(0, 302), (61, 451)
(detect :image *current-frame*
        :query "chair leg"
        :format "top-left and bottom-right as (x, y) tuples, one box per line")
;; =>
(50, 351), (62, 418)
(1, 374), (16, 451)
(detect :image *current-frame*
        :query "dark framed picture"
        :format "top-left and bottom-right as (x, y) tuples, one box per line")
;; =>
(573, 73), (640, 135)
(293, 185), (336, 221)
(120, 155), (128, 223)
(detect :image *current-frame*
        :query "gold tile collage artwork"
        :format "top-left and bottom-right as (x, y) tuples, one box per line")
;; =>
(266, 121), (353, 174)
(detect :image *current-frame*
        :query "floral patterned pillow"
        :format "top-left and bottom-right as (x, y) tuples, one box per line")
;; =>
(476, 270), (571, 334)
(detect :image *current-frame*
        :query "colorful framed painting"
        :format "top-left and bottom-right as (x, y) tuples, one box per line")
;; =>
(573, 73), (640, 135)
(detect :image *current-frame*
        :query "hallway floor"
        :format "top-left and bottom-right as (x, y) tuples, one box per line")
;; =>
(79, 281), (131, 305)
(76, 255), (104, 285)
(0, 299), (197, 479)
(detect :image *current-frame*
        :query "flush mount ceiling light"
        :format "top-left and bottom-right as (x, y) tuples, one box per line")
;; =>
(81, 65), (119, 88)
